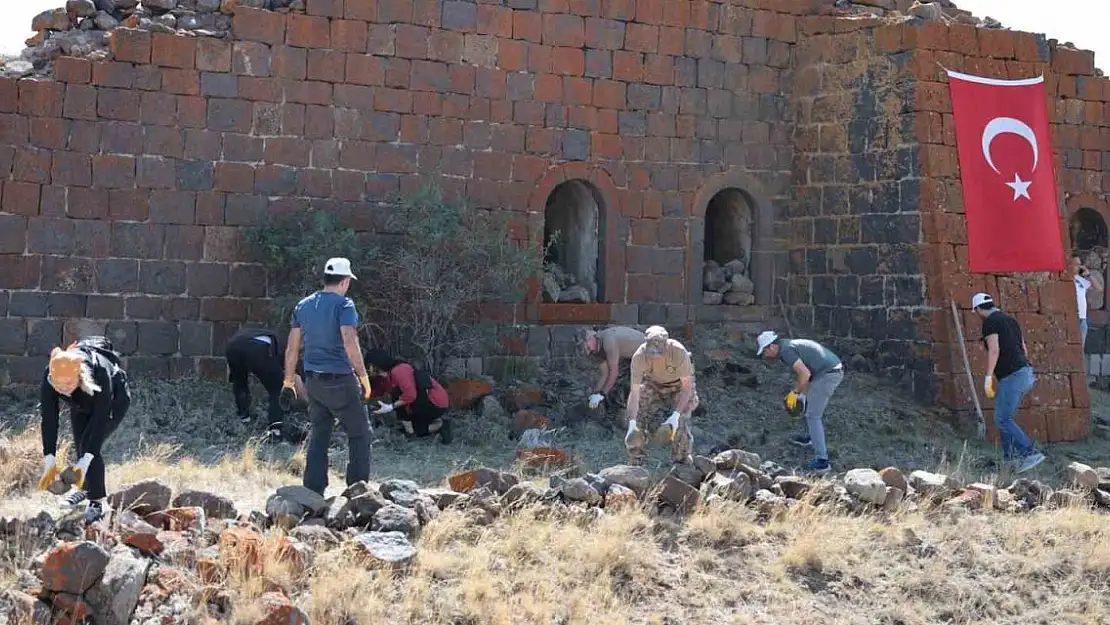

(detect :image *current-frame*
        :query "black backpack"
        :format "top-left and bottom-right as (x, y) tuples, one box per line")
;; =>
(71, 336), (122, 367)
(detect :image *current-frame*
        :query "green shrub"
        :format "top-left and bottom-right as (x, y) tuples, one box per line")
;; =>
(246, 181), (545, 374)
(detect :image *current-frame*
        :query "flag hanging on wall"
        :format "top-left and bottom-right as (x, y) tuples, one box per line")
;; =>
(946, 69), (1064, 273)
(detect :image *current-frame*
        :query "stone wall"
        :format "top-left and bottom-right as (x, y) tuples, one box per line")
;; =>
(0, 0), (807, 384)
(787, 21), (935, 403)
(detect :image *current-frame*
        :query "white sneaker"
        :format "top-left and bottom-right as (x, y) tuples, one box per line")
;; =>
(1015, 452), (1046, 474)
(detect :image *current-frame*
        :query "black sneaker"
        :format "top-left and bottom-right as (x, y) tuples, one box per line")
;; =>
(239, 413), (253, 425)
(265, 423), (284, 442)
(83, 500), (104, 524)
(64, 490), (88, 507)
(438, 418), (453, 445)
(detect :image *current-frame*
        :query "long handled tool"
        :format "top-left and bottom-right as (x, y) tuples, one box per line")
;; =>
(950, 298), (986, 440)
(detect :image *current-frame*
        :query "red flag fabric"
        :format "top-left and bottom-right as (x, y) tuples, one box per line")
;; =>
(946, 69), (1064, 273)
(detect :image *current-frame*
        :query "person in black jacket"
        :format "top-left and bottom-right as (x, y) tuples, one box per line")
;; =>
(225, 328), (306, 439)
(37, 337), (130, 524)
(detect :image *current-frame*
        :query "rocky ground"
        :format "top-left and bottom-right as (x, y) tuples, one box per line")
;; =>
(4, 342), (1110, 624)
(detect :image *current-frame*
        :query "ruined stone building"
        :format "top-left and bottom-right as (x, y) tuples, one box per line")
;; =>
(0, 0), (1100, 441)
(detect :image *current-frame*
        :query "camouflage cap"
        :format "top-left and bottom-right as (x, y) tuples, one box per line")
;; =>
(643, 325), (668, 355)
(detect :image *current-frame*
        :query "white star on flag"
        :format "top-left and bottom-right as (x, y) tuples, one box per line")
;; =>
(1005, 173), (1032, 201)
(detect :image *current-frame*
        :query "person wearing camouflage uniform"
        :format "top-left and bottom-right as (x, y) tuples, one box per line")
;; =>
(624, 326), (699, 466)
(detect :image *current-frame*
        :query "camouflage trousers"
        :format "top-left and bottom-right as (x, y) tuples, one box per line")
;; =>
(624, 379), (699, 466)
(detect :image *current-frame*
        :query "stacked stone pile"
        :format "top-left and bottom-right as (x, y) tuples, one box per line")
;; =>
(702, 259), (755, 306)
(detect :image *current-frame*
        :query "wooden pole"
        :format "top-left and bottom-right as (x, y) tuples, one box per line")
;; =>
(950, 298), (986, 440)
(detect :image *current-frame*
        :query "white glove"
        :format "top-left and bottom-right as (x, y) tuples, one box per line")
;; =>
(374, 401), (395, 415)
(44, 454), (56, 472)
(588, 393), (604, 409)
(664, 411), (681, 439)
(73, 453), (94, 489)
(626, 419), (639, 439)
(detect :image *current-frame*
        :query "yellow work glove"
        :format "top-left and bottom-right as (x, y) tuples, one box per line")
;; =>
(984, 376), (995, 400)
(784, 391), (799, 412)
(358, 374), (372, 401)
(38, 454), (59, 491)
(73, 453), (94, 490)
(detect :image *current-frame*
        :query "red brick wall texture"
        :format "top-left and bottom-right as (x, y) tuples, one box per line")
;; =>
(0, 1), (1098, 441)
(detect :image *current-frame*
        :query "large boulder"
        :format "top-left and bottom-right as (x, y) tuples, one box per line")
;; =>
(598, 465), (651, 496)
(700, 471), (752, 502)
(879, 467), (908, 493)
(380, 479), (422, 506)
(118, 511), (162, 555)
(447, 468), (519, 495)
(108, 479), (172, 516)
(352, 532), (416, 569)
(41, 541), (110, 594)
(909, 470), (959, 495)
(658, 475), (700, 514)
(604, 484), (639, 510)
(86, 545), (151, 625)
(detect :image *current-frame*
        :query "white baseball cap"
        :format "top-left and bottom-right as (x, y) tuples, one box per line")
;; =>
(324, 257), (357, 280)
(755, 330), (778, 355)
(970, 292), (993, 309)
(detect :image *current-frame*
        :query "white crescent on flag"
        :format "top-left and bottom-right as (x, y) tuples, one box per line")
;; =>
(981, 117), (1039, 201)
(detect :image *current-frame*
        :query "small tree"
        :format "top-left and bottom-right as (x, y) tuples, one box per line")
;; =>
(363, 182), (544, 372)
(246, 181), (544, 374)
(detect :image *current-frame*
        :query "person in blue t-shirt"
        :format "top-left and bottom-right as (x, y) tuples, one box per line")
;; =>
(282, 257), (373, 496)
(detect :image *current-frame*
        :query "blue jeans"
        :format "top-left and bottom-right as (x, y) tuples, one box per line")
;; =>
(800, 369), (843, 461)
(994, 366), (1036, 460)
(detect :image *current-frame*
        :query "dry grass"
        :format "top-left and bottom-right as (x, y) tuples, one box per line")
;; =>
(5, 420), (1110, 624)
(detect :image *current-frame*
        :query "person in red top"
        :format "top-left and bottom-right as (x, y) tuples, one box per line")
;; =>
(364, 349), (452, 444)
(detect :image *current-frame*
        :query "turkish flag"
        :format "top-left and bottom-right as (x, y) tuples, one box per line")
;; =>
(947, 69), (1064, 273)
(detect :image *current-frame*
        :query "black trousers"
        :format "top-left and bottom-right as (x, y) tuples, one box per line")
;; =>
(226, 336), (284, 427)
(72, 377), (130, 500)
(396, 391), (447, 436)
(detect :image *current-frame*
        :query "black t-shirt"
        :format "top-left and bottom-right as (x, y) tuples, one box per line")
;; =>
(981, 310), (1028, 379)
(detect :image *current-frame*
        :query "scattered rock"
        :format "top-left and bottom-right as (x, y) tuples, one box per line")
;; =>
(1050, 490), (1087, 509)
(217, 527), (263, 576)
(658, 475), (700, 514)
(945, 489), (983, 511)
(598, 465), (651, 496)
(668, 462), (705, 487)
(290, 524), (341, 547)
(700, 471), (752, 502)
(2, 61), (35, 79)
(119, 511), (162, 555)
(51, 592), (91, 622)
(1067, 462), (1099, 492)
(447, 467), (518, 495)
(561, 478), (602, 505)
(845, 468), (888, 505)
(882, 487), (904, 510)
(146, 506), (206, 532)
(41, 541), (110, 594)
(144, 0), (179, 10)
(108, 480), (172, 516)
(713, 449), (762, 471)
(380, 479), (421, 505)
(502, 482), (544, 508)
(197, 0), (221, 10)
(512, 410), (550, 437)
(446, 378), (493, 409)
(506, 387), (546, 411)
(419, 488), (467, 510)
(93, 11), (119, 29)
(604, 484), (639, 510)
(372, 504), (420, 537)
(32, 8), (73, 31)
(693, 455), (717, 477)
(703, 264), (727, 292)
(908, 0), (944, 21)
(774, 475), (809, 499)
(0, 590), (51, 625)
(256, 591), (309, 625)
(342, 482), (390, 524)
(171, 490), (238, 519)
(481, 395), (507, 423)
(879, 467), (908, 493)
(908, 470), (957, 495)
(352, 532), (416, 568)
(702, 291), (723, 305)
(86, 545), (151, 625)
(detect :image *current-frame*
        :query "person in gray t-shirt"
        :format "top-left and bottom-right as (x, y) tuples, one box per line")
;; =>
(756, 331), (844, 475)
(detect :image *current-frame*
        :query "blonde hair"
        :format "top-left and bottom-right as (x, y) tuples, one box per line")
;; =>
(48, 348), (102, 395)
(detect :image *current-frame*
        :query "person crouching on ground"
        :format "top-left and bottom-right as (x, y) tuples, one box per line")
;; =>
(581, 326), (645, 413)
(972, 293), (1046, 474)
(225, 327), (307, 440)
(624, 326), (698, 467)
(283, 257), (373, 497)
(38, 336), (131, 524)
(364, 348), (453, 444)
(756, 330), (843, 475)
